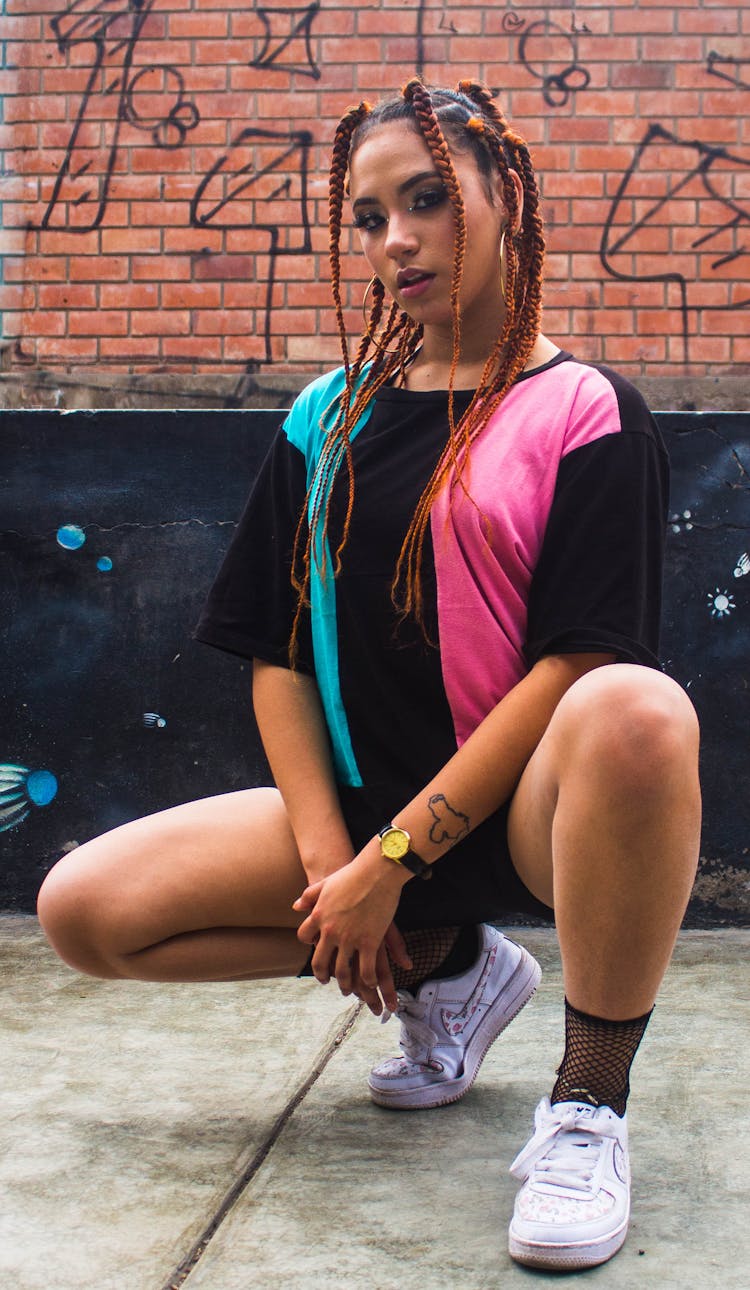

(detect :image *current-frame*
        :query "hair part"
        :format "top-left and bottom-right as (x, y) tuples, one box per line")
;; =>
(289, 79), (545, 664)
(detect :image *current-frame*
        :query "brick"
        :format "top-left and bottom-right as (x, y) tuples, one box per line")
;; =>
(165, 228), (225, 256)
(223, 334), (282, 363)
(3, 255), (64, 283)
(223, 282), (268, 309)
(161, 283), (221, 309)
(38, 284), (97, 310)
(614, 9), (676, 34)
(132, 310), (191, 336)
(69, 256), (129, 282)
(132, 255), (192, 281)
(37, 230), (99, 255)
(541, 172), (604, 198)
(69, 310), (127, 336)
(604, 336), (667, 362)
(4, 95), (66, 123)
(573, 144), (631, 172)
(194, 310), (254, 335)
(100, 283), (159, 310)
(36, 337), (97, 361)
(168, 12), (228, 38)
(130, 201), (190, 227)
(548, 118), (609, 143)
(100, 228), (162, 254)
(610, 63), (672, 89)
(678, 11), (739, 34)
(161, 336), (223, 361)
(604, 281), (668, 308)
(99, 337), (161, 359)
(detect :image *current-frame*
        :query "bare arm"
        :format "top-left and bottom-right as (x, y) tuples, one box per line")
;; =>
(252, 658), (412, 1009)
(296, 652), (615, 990)
(251, 658), (354, 884)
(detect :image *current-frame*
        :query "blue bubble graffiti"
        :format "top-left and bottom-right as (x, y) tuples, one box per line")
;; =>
(56, 524), (86, 550)
(0, 765), (59, 833)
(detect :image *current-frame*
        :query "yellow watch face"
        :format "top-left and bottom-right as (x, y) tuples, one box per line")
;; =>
(381, 827), (410, 861)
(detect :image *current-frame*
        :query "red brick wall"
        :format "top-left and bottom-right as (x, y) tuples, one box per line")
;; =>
(2, 0), (749, 391)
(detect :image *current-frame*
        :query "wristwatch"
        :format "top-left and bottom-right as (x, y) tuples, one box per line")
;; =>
(377, 823), (433, 881)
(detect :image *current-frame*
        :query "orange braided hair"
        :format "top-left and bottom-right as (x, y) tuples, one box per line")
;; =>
(289, 81), (546, 663)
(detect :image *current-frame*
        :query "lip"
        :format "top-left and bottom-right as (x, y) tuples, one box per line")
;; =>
(396, 268), (436, 299)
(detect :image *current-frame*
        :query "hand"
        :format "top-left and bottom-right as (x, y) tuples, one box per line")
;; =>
(292, 852), (410, 1011)
(343, 922), (413, 1015)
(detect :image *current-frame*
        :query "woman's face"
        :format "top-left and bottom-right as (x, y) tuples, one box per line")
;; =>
(348, 120), (519, 338)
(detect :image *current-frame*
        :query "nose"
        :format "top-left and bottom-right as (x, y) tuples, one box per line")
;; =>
(384, 212), (419, 261)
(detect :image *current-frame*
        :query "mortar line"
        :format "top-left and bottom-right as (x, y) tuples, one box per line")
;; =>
(160, 1001), (362, 1290)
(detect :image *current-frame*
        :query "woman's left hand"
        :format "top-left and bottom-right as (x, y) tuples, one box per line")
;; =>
(293, 853), (408, 1010)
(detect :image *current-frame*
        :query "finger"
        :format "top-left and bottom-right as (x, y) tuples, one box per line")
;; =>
(358, 945), (379, 993)
(296, 913), (319, 945)
(352, 970), (383, 1016)
(311, 938), (334, 985)
(292, 880), (324, 912)
(334, 945), (353, 995)
(384, 922), (412, 971)
(376, 941), (398, 1014)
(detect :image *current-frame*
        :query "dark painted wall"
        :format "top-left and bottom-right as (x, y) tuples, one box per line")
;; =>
(1, 410), (748, 925)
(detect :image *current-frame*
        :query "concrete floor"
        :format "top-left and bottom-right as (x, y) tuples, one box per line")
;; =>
(1, 917), (748, 1290)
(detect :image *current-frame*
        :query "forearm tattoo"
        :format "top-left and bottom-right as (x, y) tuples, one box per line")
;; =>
(427, 793), (470, 848)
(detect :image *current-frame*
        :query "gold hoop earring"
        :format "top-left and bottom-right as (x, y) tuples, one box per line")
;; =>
(362, 276), (403, 355)
(499, 229), (508, 299)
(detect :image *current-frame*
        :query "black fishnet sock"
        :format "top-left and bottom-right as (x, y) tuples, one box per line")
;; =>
(551, 998), (653, 1117)
(391, 924), (478, 994)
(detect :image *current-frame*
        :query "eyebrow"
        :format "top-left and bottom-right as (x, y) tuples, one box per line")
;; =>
(351, 169), (441, 211)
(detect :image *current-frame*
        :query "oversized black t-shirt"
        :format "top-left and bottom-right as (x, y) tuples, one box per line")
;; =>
(196, 352), (668, 815)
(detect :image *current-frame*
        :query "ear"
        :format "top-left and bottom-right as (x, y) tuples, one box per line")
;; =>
(495, 168), (524, 236)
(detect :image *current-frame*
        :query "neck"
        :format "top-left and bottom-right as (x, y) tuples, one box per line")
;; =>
(401, 332), (559, 392)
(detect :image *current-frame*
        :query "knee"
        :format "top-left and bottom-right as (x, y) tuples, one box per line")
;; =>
(37, 856), (121, 979)
(554, 664), (700, 792)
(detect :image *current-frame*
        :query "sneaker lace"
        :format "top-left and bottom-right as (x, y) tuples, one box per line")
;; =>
(509, 1105), (604, 1193)
(381, 992), (438, 1059)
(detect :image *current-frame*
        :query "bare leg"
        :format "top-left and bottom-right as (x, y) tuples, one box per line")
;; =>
(37, 788), (311, 982)
(507, 665), (701, 1019)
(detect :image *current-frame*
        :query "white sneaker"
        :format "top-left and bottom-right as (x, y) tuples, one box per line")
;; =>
(368, 925), (541, 1110)
(508, 1097), (630, 1269)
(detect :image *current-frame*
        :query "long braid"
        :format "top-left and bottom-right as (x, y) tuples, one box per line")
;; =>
(289, 81), (546, 664)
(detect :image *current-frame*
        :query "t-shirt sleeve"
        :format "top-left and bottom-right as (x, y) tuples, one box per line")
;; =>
(525, 377), (669, 670)
(193, 426), (313, 672)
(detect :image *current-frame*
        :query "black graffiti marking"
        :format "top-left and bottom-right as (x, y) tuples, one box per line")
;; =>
(192, 128), (313, 364)
(438, 12), (458, 35)
(123, 66), (200, 150)
(706, 51), (750, 92)
(251, 3), (321, 80)
(42, 0), (199, 231)
(191, 128), (312, 233)
(600, 124), (750, 362)
(502, 11), (525, 33)
(416, 0), (426, 76)
(518, 19), (591, 108)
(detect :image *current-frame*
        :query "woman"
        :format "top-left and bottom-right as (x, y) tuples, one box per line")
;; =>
(37, 80), (701, 1271)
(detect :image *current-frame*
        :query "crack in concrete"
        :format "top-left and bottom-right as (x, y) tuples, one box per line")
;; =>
(161, 1002), (362, 1290)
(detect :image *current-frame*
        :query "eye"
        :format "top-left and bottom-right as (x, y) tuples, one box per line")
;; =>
(409, 186), (448, 213)
(353, 209), (385, 232)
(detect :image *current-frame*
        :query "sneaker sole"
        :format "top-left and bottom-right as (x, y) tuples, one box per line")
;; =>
(508, 1217), (628, 1270)
(368, 946), (541, 1111)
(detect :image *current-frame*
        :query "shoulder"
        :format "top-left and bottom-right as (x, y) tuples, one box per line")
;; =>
(532, 355), (664, 459)
(282, 366), (349, 455)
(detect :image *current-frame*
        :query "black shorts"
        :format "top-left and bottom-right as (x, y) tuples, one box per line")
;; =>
(338, 784), (554, 931)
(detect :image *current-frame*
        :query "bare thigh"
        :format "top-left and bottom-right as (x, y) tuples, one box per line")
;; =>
(37, 788), (309, 977)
